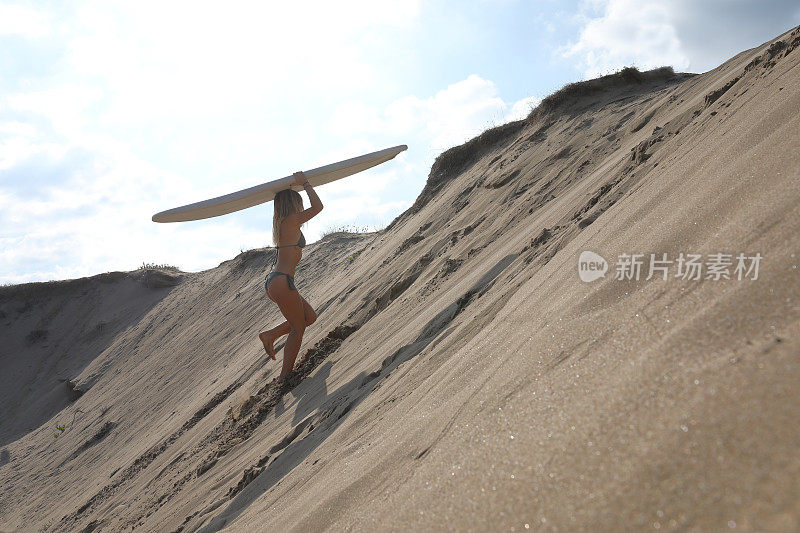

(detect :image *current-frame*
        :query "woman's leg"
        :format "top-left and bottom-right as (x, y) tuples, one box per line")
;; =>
(299, 294), (318, 325)
(264, 276), (307, 379)
(260, 292), (317, 359)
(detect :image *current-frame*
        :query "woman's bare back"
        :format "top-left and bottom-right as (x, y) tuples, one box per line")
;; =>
(274, 218), (304, 276)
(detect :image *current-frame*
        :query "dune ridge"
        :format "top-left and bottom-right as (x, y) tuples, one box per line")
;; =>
(1, 25), (799, 532)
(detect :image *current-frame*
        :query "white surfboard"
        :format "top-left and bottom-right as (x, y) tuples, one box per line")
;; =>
(152, 144), (407, 223)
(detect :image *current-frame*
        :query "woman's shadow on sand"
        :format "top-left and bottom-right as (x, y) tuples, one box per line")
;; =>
(274, 361), (333, 425)
(197, 318), (456, 533)
(196, 253), (518, 532)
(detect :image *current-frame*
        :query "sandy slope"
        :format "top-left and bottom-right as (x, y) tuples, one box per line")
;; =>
(2, 25), (799, 532)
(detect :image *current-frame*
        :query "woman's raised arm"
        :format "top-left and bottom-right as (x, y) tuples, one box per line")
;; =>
(292, 171), (323, 224)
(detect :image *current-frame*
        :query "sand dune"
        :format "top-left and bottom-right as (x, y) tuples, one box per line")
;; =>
(2, 25), (799, 532)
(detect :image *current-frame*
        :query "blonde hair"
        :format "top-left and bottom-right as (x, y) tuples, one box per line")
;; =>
(272, 189), (304, 246)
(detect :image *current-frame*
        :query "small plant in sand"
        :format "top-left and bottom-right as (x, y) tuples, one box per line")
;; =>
(139, 262), (178, 270)
(53, 424), (66, 438)
(347, 250), (363, 263)
(321, 223), (389, 238)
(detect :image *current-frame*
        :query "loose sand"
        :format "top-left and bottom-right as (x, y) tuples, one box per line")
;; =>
(1, 25), (799, 533)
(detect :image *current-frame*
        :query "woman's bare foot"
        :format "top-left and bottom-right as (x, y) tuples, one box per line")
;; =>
(258, 331), (276, 361)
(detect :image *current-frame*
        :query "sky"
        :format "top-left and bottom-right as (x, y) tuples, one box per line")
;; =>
(1, 0), (799, 284)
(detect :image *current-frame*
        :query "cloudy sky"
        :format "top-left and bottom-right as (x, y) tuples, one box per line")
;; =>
(2, 0), (798, 284)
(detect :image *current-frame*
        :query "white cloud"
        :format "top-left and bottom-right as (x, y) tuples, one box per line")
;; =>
(329, 75), (540, 153)
(4, 84), (106, 140)
(0, 3), (51, 37)
(315, 77), (541, 235)
(560, 0), (690, 78)
(320, 75), (542, 238)
(668, 0), (800, 73)
(389, 75), (509, 149)
(0, 138), (65, 172)
(0, 128), (202, 283)
(508, 95), (542, 121)
(0, 1), (426, 283)
(62, 0), (421, 125)
(1, 1), (552, 284)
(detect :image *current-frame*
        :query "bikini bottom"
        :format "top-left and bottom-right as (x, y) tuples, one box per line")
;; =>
(265, 271), (296, 292)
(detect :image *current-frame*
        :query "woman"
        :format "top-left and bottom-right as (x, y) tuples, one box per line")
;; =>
(259, 171), (323, 381)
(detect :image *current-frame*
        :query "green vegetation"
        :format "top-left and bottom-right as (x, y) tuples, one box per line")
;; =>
(54, 423), (66, 438)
